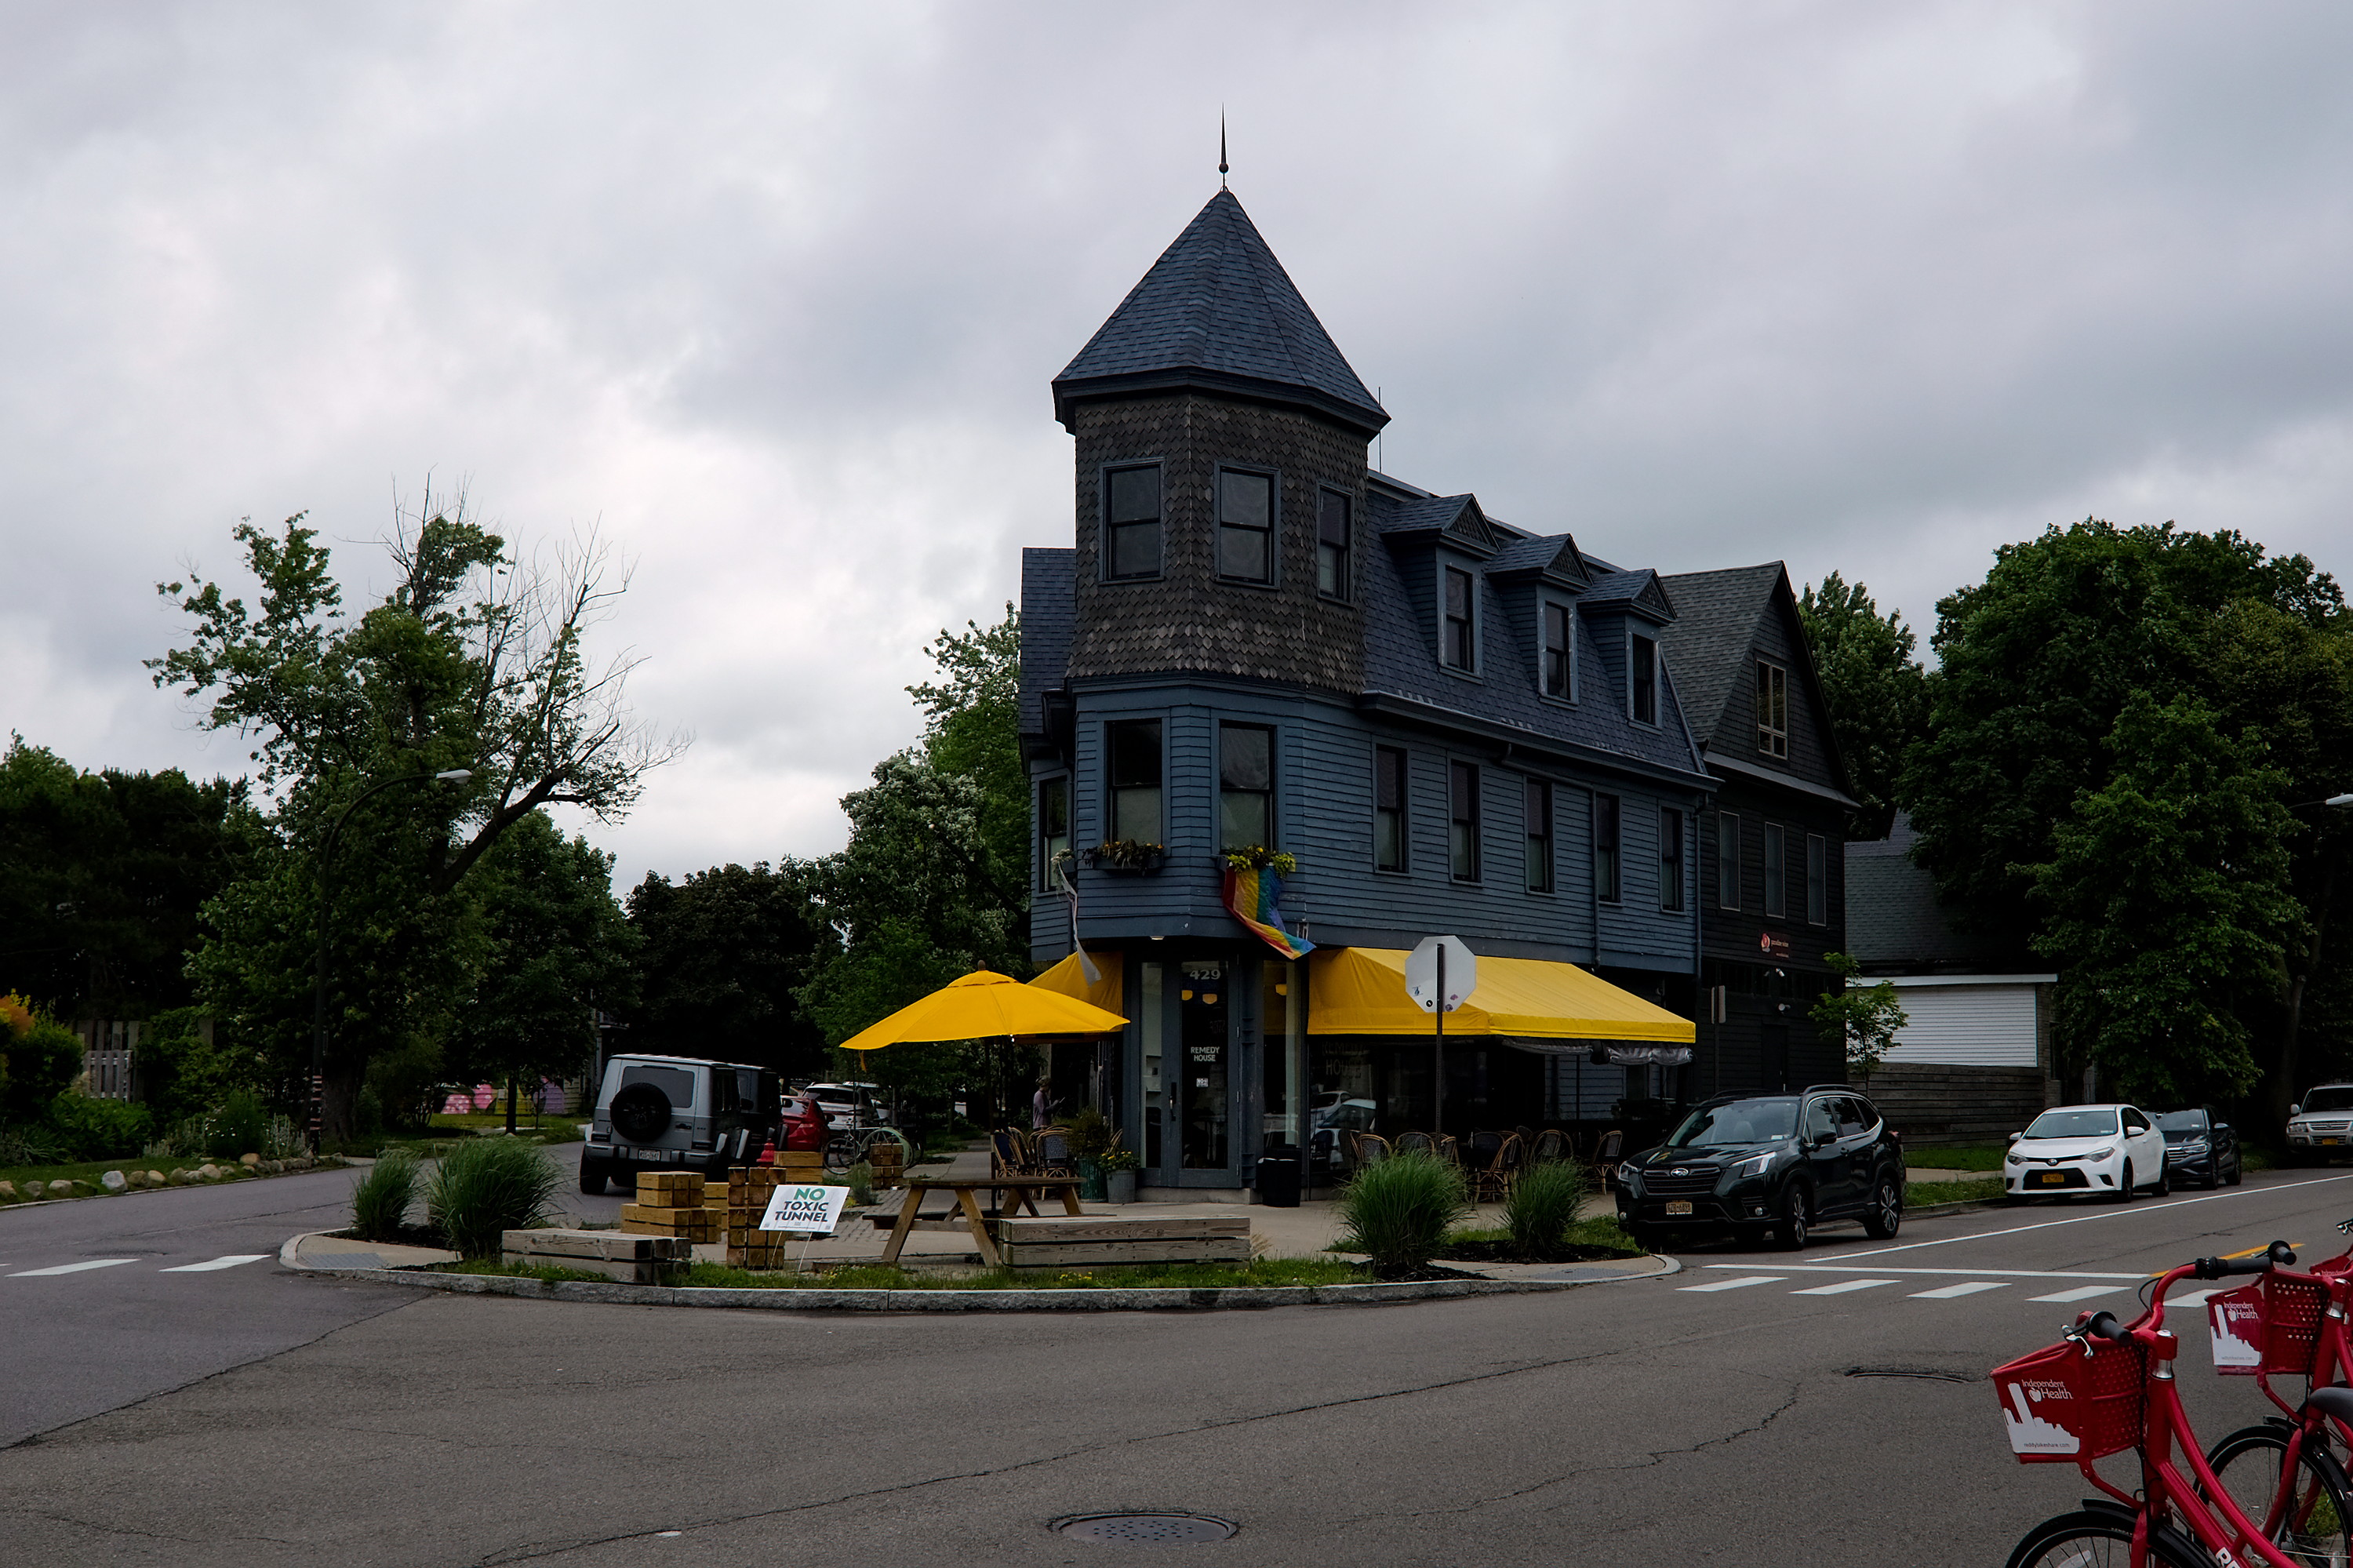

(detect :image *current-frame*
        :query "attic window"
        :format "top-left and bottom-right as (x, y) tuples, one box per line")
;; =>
(1217, 469), (1275, 584)
(1541, 602), (1573, 699)
(1105, 465), (1162, 580)
(1755, 660), (1789, 758)
(1631, 635), (1657, 725)
(1316, 489), (1351, 599)
(1443, 567), (1476, 671)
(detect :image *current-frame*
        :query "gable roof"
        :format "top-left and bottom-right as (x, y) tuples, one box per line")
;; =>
(1652, 565), (1781, 742)
(1372, 493), (1499, 553)
(1052, 190), (1390, 437)
(1578, 568), (1675, 622)
(1485, 533), (1591, 586)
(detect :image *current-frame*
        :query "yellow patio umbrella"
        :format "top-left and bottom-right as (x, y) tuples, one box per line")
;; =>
(838, 970), (1127, 1051)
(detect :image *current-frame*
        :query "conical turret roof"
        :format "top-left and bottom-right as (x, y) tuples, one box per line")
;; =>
(1053, 190), (1388, 436)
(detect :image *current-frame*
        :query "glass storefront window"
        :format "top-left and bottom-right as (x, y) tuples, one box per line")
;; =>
(1260, 961), (1302, 1151)
(1139, 960), (1165, 1170)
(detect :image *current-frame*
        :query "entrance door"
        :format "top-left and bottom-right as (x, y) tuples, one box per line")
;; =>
(1177, 959), (1234, 1181)
(1760, 1024), (1789, 1093)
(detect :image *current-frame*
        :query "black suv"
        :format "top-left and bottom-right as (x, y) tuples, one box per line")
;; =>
(1614, 1086), (1907, 1250)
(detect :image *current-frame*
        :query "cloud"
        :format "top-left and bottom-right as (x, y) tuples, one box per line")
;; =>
(3, 0), (2349, 888)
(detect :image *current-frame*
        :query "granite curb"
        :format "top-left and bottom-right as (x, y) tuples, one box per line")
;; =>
(280, 1229), (1681, 1311)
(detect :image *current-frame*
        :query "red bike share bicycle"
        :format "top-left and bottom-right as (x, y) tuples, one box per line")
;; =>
(1991, 1241), (2344, 1567)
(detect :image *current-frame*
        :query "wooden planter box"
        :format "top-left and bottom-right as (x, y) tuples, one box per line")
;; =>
(995, 1214), (1250, 1271)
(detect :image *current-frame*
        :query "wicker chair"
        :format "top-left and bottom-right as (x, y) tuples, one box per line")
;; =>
(1349, 1131), (1392, 1168)
(1466, 1129), (1504, 1169)
(1472, 1133), (1525, 1202)
(1529, 1127), (1570, 1166)
(1395, 1130), (1436, 1157)
(1435, 1133), (1461, 1168)
(1593, 1128), (1624, 1184)
(991, 1126), (1038, 1181)
(1031, 1127), (1077, 1178)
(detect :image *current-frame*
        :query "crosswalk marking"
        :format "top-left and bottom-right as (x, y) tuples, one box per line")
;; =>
(9, 1258), (138, 1277)
(158, 1254), (270, 1273)
(1791, 1278), (1900, 1296)
(2029, 1285), (2122, 1304)
(1910, 1281), (2009, 1300)
(1679, 1275), (1787, 1293)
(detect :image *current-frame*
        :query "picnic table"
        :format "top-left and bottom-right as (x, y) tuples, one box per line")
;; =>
(873, 1175), (1086, 1268)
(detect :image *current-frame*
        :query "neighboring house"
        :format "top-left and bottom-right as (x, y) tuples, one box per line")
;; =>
(1656, 566), (1857, 1097)
(1019, 188), (1711, 1193)
(1845, 814), (2059, 1144)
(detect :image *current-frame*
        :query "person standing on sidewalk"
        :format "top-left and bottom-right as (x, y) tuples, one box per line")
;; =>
(1032, 1078), (1053, 1132)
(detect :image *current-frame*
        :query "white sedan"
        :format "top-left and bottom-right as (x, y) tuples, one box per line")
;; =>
(2003, 1104), (2171, 1202)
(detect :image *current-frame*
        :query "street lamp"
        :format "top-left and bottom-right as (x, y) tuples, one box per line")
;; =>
(309, 768), (473, 1151)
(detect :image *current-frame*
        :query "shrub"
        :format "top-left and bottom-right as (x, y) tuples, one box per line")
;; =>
(843, 1160), (876, 1206)
(1336, 1151), (1470, 1278)
(44, 1093), (155, 1160)
(1, 1003), (82, 1126)
(1504, 1159), (1592, 1261)
(206, 1090), (272, 1158)
(426, 1137), (562, 1259)
(351, 1149), (423, 1242)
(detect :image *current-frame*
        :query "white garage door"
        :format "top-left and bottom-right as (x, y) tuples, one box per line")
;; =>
(1879, 985), (2039, 1067)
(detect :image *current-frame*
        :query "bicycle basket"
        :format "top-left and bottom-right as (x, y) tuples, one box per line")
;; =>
(2209, 1273), (2327, 1377)
(1991, 1335), (2144, 1463)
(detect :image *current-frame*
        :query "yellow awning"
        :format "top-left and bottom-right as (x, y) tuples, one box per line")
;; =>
(1028, 950), (1124, 1016)
(1306, 947), (1694, 1042)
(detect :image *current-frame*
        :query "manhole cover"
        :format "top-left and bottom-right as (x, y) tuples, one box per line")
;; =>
(1053, 1512), (1239, 1543)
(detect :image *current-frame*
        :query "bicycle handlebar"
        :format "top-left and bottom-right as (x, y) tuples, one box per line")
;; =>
(2193, 1240), (2297, 1279)
(2068, 1310), (2129, 1345)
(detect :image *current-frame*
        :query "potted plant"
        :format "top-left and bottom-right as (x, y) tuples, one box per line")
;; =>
(1100, 1146), (1140, 1205)
(1067, 1106), (1115, 1201)
(1086, 839), (1167, 874)
(1220, 846), (1297, 875)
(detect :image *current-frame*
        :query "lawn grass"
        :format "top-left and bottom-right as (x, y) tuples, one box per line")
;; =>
(1908, 1176), (2003, 1206)
(437, 1258), (615, 1285)
(1446, 1214), (1645, 1254)
(1904, 1144), (2007, 1172)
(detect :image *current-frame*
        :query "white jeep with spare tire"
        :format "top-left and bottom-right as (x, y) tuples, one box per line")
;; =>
(579, 1054), (780, 1194)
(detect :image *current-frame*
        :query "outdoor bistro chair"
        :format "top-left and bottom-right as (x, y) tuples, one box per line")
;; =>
(1395, 1130), (1436, 1157)
(1593, 1128), (1624, 1184)
(1472, 1133), (1525, 1203)
(991, 1127), (1038, 1181)
(1031, 1127), (1076, 1178)
(1514, 1125), (1537, 1150)
(1529, 1127), (1570, 1166)
(1467, 1129), (1504, 1169)
(1349, 1131), (1392, 1168)
(1435, 1134), (1461, 1168)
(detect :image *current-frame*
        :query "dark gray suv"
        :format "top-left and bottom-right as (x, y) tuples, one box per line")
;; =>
(1615, 1086), (1907, 1251)
(580, 1054), (780, 1193)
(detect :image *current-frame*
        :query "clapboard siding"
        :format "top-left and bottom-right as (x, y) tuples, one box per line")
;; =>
(1867, 1064), (2050, 1146)
(1881, 984), (2041, 1068)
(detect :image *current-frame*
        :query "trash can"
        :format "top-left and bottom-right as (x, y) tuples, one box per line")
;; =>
(1254, 1149), (1303, 1208)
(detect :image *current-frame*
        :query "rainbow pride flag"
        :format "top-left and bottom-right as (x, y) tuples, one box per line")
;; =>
(1221, 865), (1315, 960)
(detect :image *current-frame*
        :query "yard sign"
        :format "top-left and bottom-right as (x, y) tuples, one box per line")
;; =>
(758, 1184), (852, 1236)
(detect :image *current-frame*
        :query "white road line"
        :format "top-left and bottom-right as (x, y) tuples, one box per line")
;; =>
(2028, 1285), (2123, 1304)
(158, 1254), (270, 1273)
(1911, 1281), (2009, 1299)
(1791, 1278), (1900, 1296)
(1704, 1264), (2144, 1280)
(1678, 1275), (1787, 1293)
(1831, 1173), (2353, 1261)
(9, 1258), (139, 1277)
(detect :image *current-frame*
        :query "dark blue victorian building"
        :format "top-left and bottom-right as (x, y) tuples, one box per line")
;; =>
(1019, 190), (1847, 1194)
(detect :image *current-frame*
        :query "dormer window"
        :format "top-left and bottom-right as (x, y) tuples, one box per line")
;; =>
(1755, 660), (1789, 758)
(1217, 468), (1275, 584)
(1105, 465), (1162, 580)
(1443, 566), (1476, 671)
(1631, 634), (1657, 725)
(1316, 489), (1351, 599)
(1541, 602), (1573, 699)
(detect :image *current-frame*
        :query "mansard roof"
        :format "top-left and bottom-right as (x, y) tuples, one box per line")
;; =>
(1052, 190), (1390, 437)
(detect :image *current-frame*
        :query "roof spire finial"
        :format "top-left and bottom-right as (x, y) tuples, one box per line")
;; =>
(1218, 110), (1228, 190)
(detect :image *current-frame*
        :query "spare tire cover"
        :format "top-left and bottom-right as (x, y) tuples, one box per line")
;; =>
(609, 1082), (672, 1144)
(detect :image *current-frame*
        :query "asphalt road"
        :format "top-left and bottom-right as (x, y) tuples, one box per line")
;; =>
(9, 1166), (2353, 1566)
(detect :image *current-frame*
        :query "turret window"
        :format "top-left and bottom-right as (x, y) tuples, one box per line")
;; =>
(1105, 465), (1162, 580)
(1219, 724), (1275, 849)
(1217, 468), (1275, 584)
(1107, 720), (1164, 844)
(1316, 489), (1351, 599)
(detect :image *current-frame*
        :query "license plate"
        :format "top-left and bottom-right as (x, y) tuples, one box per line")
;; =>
(1666, 1201), (1693, 1217)
(2325, 1137), (2344, 1146)
(2035, 1171), (2065, 1185)
(625, 1147), (674, 1163)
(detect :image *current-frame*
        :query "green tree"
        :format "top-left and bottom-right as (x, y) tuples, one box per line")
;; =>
(906, 603), (1025, 890)
(1796, 575), (1928, 841)
(1809, 952), (1909, 1086)
(624, 860), (836, 1076)
(151, 495), (681, 1138)
(2027, 694), (2301, 1105)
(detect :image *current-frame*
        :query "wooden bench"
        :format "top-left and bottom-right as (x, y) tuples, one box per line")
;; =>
(996, 1214), (1251, 1271)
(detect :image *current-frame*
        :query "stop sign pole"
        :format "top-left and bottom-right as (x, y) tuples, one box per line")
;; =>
(1406, 937), (1476, 1139)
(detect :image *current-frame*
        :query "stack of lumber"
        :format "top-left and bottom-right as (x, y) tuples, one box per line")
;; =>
(866, 1138), (906, 1190)
(723, 1153), (827, 1268)
(620, 1171), (718, 1243)
(500, 1228), (690, 1285)
(996, 1213), (1250, 1271)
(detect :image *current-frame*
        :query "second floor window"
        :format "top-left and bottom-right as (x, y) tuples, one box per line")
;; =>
(1595, 792), (1620, 903)
(1374, 746), (1407, 872)
(1317, 489), (1351, 599)
(1542, 602), (1573, 698)
(1106, 465), (1162, 580)
(1219, 724), (1274, 849)
(1658, 806), (1684, 911)
(1523, 778), (1552, 893)
(1807, 832), (1827, 926)
(1756, 660), (1789, 758)
(1217, 469), (1275, 583)
(1631, 634), (1658, 725)
(1717, 811), (1741, 910)
(1107, 719), (1163, 844)
(1449, 760), (1480, 882)
(1443, 567), (1475, 671)
(1038, 777), (1070, 889)
(1763, 822), (1787, 919)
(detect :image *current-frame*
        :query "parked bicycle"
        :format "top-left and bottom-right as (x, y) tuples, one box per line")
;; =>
(824, 1124), (910, 1173)
(1992, 1240), (2328, 1567)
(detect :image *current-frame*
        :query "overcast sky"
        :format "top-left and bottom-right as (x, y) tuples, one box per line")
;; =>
(5, 2), (2349, 890)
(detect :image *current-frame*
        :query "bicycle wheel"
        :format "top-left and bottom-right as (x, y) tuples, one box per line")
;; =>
(823, 1132), (859, 1173)
(2005, 1510), (2206, 1568)
(2206, 1423), (2353, 1568)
